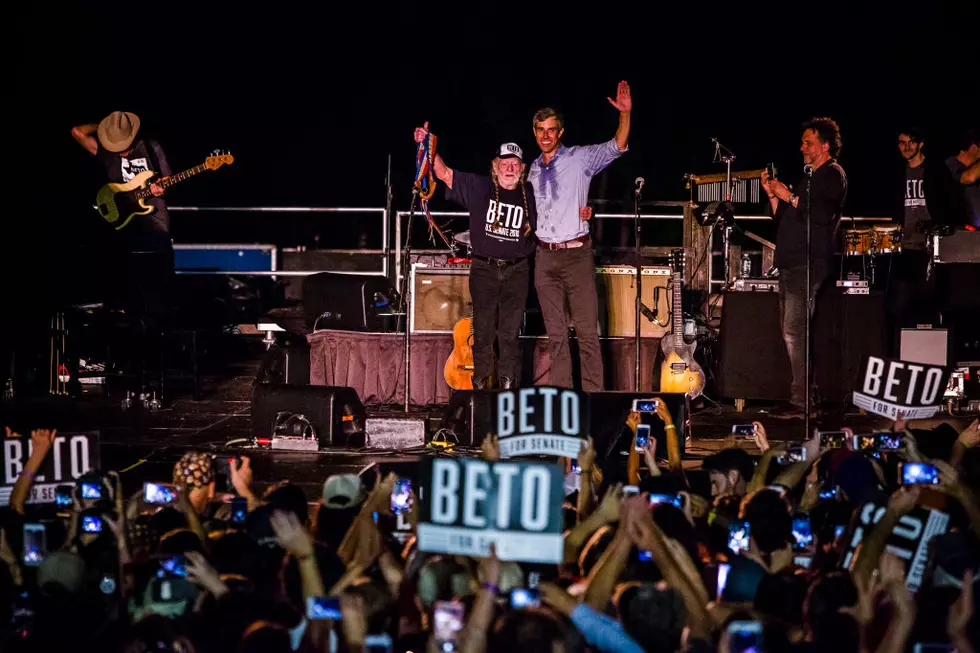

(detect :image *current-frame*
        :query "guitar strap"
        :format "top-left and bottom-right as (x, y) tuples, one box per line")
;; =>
(414, 129), (450, 245)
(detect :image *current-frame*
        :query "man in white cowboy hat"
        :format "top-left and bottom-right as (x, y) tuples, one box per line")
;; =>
(71, 111), (175, 319)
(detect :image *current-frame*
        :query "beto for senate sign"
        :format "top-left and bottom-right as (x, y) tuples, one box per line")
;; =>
(495, 386), (589, 459)
(417, 457), (564, 563)
(852, 356), (950, 420)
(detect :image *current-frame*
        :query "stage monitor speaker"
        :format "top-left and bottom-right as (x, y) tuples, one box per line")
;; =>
(812, 290), (888, 404)
(255, 337), (311, 385)
(595, 266), (671, 338)
(438, 390), (687, 462)
(251, 384), (367, 448)
(411, 264), (472, 333)
(716, 291), (791, 400)
(900, 328), (949, 366)
(302, 273), (398, 332)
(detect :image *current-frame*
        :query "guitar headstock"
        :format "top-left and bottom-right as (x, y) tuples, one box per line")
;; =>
(670, 248), (686, 274)
(205, 149), (235, 170)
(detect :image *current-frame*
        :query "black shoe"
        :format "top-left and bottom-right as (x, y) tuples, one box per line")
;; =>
(500, 376), (515, 389)
(474, 377), (491, 390)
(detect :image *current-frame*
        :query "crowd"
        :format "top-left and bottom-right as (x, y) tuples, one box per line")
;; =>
(0, 411), (977, 653)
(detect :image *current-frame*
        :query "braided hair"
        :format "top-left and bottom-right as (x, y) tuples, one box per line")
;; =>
(490, 161), (532, 237)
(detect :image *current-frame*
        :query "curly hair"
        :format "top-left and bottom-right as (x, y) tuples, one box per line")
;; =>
(803, 116), (843, 158)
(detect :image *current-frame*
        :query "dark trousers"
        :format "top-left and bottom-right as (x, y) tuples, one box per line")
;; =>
(779, 265), (827, 407)
(468, 257), (530, 386)
(886, 250), (936, 347)
(534, 244), (603, 391)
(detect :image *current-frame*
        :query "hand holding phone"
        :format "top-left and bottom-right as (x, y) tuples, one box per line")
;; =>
(726, 620), (764, 653)
(143, 482), (177, 505)
(391, 478), (413, 514)
(900, 462), (940, 485)
(23, 523), (47, 567)
(766, 163), (777, 180)
(634, 424), (651, 452)
(732, 424), (757, 437)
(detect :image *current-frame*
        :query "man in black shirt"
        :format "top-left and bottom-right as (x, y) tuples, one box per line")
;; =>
(71, 111), (174, 321)
(761, 118), (847, 417)
(414, 124), (537, 388)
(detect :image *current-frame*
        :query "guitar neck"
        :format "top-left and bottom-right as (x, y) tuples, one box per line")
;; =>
(673, 271), (682, 345)
(135, 162), (209, 198)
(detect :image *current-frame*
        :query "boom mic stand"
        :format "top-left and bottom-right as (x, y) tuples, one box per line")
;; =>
(399, 187), (420, 412)
(633, 177), (644, 390)
(804, 164), (813, 436)
(711, 137), (737, 290)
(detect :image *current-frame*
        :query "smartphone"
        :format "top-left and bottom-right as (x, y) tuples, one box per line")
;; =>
(766, 484), (789, 497)
(726, 620), (764, 653)
(80, 482), (102, 500)
(791, 514), (813, 552)
(230, 496), (248, 525)
(716, 562), (731, 599)
(365, 634), (393, 653)
(766, 162), (777, 180)
(913, 644), (955, 653)
(875, 432), (903, 451)
(819, 431), (849, 449)
(158, 555), (188, 578)
(306, 595), (342, 620)
(510, 588), (541, 609)
(23, 523), (46, 567)
(834, 525), (846, 540)
(391, 477), (413, 514)
(433, 601), (465, 652)
(55, 485), (74, 508)
(899, 462), (940, 485)
(794, 555), (813, 568)
(638, 550), (654, 562)
(632, 398), (660, 413)
(143, 482), (177, 505)
(527, 571), (540, 589)
(649, 493), (684, 509)
(634, 424), (651, 452)
(82, 515), (102, 533)
(570, 462), (582, 475)
(731, 424), (757, 437)
(820, 486), (839, 500)
(728, 521), (751, 553)
(777, 446), (806, 464)
(623, 485), (640, 496)
(855, 434), (876, 451)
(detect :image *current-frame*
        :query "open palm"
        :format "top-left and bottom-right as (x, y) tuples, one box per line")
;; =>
(607, 80), (632, 112)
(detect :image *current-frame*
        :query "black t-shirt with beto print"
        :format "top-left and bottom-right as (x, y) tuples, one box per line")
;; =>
(445, 171), (537, 260)
(96, 138), (173, 252)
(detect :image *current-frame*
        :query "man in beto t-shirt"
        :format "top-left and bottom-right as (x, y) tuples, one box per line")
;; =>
(414, 123), (537, 389)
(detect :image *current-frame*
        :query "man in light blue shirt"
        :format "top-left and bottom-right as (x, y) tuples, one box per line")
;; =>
(528, 81), (632, 391)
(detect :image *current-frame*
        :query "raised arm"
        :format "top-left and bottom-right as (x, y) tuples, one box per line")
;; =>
(71, 123), (99, 155)
(606, 81), (632, 152)
(414, 122), (453, 188)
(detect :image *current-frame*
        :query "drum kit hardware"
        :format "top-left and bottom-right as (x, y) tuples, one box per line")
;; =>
(840, 223), (903, 286)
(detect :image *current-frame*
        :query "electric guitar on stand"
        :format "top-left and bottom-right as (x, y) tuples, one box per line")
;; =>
(444, 306), (475, 390)
(95, 150), (234, 230)
(659, 249), (705, 398)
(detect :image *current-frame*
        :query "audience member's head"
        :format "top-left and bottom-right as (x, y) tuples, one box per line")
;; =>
(703, 448), (755, 497)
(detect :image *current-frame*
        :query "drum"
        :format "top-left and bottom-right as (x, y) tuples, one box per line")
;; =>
(842, 228), (873, 256)
(451, 230), (472, 256)
(872, 225), (902, 253)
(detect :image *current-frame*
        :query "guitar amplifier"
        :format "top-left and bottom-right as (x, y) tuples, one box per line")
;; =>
(410, 263), (472, 333)
(595, 266), (671, 337)
(732, 278), (779, 292)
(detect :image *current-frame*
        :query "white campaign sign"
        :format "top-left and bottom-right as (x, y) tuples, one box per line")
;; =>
(495, 387), (588, 458)
(852, 356), (949, 420)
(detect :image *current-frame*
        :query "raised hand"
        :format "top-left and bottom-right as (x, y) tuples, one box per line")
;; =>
(185, 551), (229, 597)
(229, 456), (253, 496)
(957, 418), (980, 448)
(481, 434), (500, 462)
(578, 436), (596, 473)
(413, 121), (431, 144)
(947, 569), (974, 642)
(270, 509), (314, 559)
(752, 422), (770, 453)
(595, 483), (623, 523)
(607, 80), (632, 113)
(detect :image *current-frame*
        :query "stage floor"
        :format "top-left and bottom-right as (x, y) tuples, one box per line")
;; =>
(0, 336), (964, 504)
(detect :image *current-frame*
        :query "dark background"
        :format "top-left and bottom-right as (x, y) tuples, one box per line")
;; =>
(9, 0), (979, 306)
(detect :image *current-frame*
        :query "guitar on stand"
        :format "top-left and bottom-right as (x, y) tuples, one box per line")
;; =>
(659, 249), (706, 398)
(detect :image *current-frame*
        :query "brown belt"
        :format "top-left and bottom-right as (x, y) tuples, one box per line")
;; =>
(538, 235), (590, 250)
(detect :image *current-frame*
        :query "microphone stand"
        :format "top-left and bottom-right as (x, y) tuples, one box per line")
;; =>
(712, 138), (737, 290)
(804, 165), (813, 436)
(633, 181), (643, 391)
(399, 187), (420, 412)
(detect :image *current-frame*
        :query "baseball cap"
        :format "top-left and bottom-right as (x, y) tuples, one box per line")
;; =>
(321, 474), (364, 508)
(496, 142), (523, 161)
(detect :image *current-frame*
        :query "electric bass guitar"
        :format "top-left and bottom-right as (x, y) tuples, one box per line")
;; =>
(444, 307), (475, 390)
(95, 150), (234, 230)
(658, 249), (706, 398)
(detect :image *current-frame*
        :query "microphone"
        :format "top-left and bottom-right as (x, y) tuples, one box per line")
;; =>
(635, 177), (645, 193)
(803, 164), (813, 176)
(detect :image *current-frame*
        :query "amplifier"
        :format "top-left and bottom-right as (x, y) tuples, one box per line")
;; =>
(410, 263), (472, 333)
(595, 266), (671, 337)
(732, 278), (779, 292)
(938, 230), (980, 263)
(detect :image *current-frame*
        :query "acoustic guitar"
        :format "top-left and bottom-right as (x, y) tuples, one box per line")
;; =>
(658, 249), (706, 398)
(444, 307), (475, 390)
(95, 150), (234, 230)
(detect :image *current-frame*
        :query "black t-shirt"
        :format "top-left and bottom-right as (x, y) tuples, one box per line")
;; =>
(774, 160), (848, 272)
(96, 138), (173, 252)
(445, 171), (537, 260)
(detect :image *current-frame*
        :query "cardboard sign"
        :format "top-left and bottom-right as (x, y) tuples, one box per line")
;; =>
(417, 457), (564, 563)
(494, 387), (589, 458)
(840, 496), (949, 591)
(0, 431), (100, 506)
(852, 356), (950, 420)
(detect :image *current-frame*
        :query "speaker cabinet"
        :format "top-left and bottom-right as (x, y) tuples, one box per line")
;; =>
(900, 328), (949, 366)
(410, 264), (472, 333)
(595, 266), (671, 338)
(716, 292), (792, 400)
(251, 384), (367, 448)
(302, 273), (398, 332)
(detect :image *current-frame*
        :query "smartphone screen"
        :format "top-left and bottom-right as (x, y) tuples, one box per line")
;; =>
(819, 431), (848, 449)
(306, 595), (342, 620)
(80, 482), (102, 500)
(791, 515), (813, 552)
(570, 462), (582, 474)
(820, 486), (839, 500)
(433, 601), (465, 651)
(82, 515), (102, 533)
(143, 482), (176, 505)
(728, 521), (750, 553)
(623, 485), (640, 496)
(365, 634), (393, 653)
(634, 424), (651, 452)
(632, 398), (660, 413)
(230, 496), (248, 525)
(900, 462), (940, 485)
(731, 424), (757, 437)
(716, 562), (731, 599)
(158, 555), (188, 578)
(509, 588), (541, 609)
(777, 446), (806, 464)
(23, 524), (46, 567)
(855, 434), (876, 451)
(875, 432), (903, 451)
(55, 485), (73, 508)
(649, 493), (683, 509)
(766, 162), (777, 179)
(391, 478), (413, 514)
(727, 620), (764, 653)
